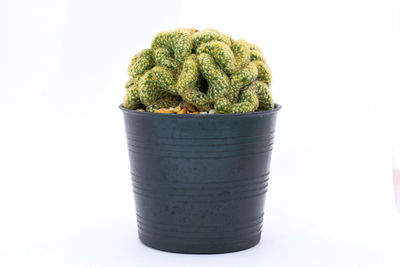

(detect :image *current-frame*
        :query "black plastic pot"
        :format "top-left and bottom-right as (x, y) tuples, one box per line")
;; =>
(120, 104), (281, 254)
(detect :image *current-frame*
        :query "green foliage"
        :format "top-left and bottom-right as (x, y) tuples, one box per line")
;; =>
(123, 28), (274, 113)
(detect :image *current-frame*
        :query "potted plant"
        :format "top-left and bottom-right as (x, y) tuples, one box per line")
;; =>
(120, 28), (281, 254)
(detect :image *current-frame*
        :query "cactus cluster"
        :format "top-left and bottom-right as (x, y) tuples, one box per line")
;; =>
(123, 28), (274, 114)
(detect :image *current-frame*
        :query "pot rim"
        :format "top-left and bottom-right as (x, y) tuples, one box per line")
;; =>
(119, 103), (281, 118)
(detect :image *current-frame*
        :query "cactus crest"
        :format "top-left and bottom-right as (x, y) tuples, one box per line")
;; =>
(123, 28), (274, 113)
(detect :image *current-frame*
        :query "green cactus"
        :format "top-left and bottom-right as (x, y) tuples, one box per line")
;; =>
(248, 81), (274, 110)
(146, 94), (181, 112)
(193, 28), (233, 49)
(123, 28), (274, 114)
(153, 48), (178, 71)
(231, 87), (259, 113)
(228, 62), (258, 103)
(197, 41), (237, 74)
(128, 49), (154, 80)
(123, 83), (141, 109)
(151, 29), (193, 65)
(198, 53), (230, 102)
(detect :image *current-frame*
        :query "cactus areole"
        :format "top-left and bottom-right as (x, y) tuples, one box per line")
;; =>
(122, 28), (274, 114)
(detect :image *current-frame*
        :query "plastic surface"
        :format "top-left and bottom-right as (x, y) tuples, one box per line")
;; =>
(120, 104), (281, 254)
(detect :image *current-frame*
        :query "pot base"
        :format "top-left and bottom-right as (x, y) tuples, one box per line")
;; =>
(138, 233), (261, 254)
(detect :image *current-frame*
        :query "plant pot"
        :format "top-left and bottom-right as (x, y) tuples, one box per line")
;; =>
(120, 104), (281, 254)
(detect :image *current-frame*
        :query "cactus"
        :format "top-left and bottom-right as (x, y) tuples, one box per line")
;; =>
(123, 28), (274, 114)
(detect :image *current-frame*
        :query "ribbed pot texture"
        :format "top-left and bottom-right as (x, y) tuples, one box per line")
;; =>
(120, 104), (281, 254)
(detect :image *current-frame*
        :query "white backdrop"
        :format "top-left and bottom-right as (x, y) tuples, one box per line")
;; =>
(1, 0), (399, 266)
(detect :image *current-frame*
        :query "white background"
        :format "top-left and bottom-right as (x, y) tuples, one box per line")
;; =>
(1, 0), (400, 266)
